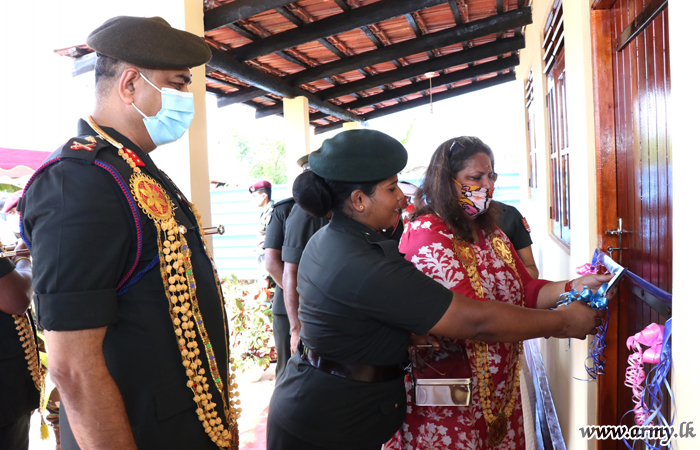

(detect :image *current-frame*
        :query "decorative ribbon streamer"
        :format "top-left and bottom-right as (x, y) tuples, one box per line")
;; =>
(576, 263), (596, 276)
(556, 285), (610, 380)
(624, 323), (664, 426)
(622, 319), (673, 450)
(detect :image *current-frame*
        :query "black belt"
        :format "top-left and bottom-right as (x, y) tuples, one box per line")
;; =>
(299, 341), (405, 383)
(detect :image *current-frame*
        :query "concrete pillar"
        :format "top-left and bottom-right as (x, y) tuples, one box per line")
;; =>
(149, 0), (213, 246)
(283, 97), (311, 192)
(342, 121), (364, 131)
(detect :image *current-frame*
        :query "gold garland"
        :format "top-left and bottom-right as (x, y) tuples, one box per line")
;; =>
(86, 116), (240, 448)
(453, 231), (525, 447)
(13, 311), (46, 392)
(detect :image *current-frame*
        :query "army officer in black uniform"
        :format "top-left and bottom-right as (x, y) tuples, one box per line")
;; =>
(21, 17), (237, 450)
(266, 129), (606, 450)
(0, 243), (39, 449)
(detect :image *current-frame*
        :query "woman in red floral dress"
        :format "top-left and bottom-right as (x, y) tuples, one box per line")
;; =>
(385, 137), (608, 450)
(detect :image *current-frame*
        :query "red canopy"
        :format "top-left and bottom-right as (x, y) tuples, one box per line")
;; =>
(0, 148), (52, 178)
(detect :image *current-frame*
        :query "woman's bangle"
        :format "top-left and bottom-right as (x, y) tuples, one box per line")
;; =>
(565, 279), (573, 292)
(12, 256), (31, 265)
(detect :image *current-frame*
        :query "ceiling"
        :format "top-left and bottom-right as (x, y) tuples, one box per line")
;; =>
(57, 0), (532, 134)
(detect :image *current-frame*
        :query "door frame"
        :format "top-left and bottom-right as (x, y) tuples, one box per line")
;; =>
(590, 6), (620, 447)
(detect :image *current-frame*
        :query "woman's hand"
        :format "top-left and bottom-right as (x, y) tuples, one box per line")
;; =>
(554, 301), (605, 340)
(409, 334), (440, 348)
(571, 273), (614, 294)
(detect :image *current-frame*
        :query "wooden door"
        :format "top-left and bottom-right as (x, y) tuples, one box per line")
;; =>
(592, 0), (671, 447)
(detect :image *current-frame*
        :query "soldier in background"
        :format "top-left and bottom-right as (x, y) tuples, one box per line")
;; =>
(0, 239), (39, 450)
(249, 180), (274, 287)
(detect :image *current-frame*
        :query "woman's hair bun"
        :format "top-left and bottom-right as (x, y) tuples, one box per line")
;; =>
(292, 170), (333, 217)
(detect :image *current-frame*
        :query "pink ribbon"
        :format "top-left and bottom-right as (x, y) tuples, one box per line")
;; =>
(576, 263), (596, 275)
(625, 323), (665, 425)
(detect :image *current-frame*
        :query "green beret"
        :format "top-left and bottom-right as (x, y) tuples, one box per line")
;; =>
(309, 129), (407, 182)
(87, 16), (211, 69)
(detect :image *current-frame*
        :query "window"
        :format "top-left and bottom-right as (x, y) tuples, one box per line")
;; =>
(543, 0), (570, 245)
(524, 68), (537, 196)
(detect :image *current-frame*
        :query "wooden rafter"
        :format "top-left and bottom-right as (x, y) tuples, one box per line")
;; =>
(287, 9), (530, 86)
(342, 56), (518, 111)
(217, 8), (531, 108)
(316, 36), (524, 101)
(231, 0), (445, 61)
(260, 55), (517, 120)
(204, 0), (297, 31)
(313, 72), (516, 134)
(207, 47), (364, 123)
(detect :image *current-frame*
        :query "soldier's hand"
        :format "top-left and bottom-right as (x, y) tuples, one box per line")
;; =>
(290, 331), (300, 357)
(554, 301), (605, 340)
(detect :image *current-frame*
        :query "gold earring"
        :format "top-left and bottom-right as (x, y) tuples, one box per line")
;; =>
(360, 206), (364, 211)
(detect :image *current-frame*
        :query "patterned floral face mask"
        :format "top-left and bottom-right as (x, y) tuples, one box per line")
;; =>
(452, 178), (494, 217)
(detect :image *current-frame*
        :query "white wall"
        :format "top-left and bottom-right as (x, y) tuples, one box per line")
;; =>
(668, 1), (700, 448)
(515, 1), (600, 448)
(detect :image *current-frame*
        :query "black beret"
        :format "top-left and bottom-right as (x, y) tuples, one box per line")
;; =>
(87, 16), (212, 69)
(309, 129), (407, 182)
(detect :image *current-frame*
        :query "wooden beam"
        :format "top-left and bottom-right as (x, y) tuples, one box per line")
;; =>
(317, 36), (524, 101)
(404, 13), (422, 36)
(314, 73), (515, 134)
(208, 48), (363, 123)
(257, 44), (517, 118)
(205, 75), (244, 89)
(232, 0), (445, 61)
(216, 86), (270, 107)
(342, 56), (518, 110)
(313, 120), (348, 134)
(615, 0), (667, 51)
(447, 0), (464, 25)
(287, 8), (531, 86)
(275, 5), (305, 27)
(303, 57), (516, 119)
(225, 23), (259, 41)
(591, 0), (616, 10)
(332, 0), (352, 13)
(204, 0), (298, 31)
(72, 52), (96, 77)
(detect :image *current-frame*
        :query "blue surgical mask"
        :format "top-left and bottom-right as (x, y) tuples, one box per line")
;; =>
(132, 73), (195, 146)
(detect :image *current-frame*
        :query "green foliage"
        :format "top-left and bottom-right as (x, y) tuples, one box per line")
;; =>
(222, 276), (276, 373)
(233, 129), (287, 185)
(0, 184), (21, 194)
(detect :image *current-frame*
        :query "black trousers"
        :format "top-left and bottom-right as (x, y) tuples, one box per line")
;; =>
(272, 314), (291, 382)
(0, 412), (31, 450)
(266, 406), (380, 450)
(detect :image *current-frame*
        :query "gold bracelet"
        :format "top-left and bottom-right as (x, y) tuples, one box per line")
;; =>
(12, 256), (31, 265)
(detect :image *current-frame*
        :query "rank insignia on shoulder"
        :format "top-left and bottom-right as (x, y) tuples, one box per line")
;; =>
(522, 217), (531, 233)
(70, 136), (97, 151)
(122, 148), (145, 167)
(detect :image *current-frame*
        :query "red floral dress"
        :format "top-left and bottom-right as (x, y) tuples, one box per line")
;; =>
(384, 214), (549, 450)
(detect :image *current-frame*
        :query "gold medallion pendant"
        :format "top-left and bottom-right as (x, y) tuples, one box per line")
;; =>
(130, 173), (174, 221)
(487, 412), (509, 447)
(489, 235), (513, 266)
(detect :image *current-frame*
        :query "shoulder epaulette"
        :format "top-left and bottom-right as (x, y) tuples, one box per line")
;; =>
(273, 197), (295, 208)
(59, 134), (111, 163)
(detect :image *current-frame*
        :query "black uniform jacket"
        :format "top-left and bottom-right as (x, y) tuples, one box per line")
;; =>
(269, 215), (452, 449)
(262, 197), (295, 315)
(0, 259), (40, 427)
(21, 120), (228, 450)
(495, 201), (533, 251)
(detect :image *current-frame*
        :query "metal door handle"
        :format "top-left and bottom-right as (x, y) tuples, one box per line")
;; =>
(605, 218), (623, 256)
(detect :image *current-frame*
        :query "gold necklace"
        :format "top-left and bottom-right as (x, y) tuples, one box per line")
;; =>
(453, 231), (525, 447)
(85, 116), (240, 448)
